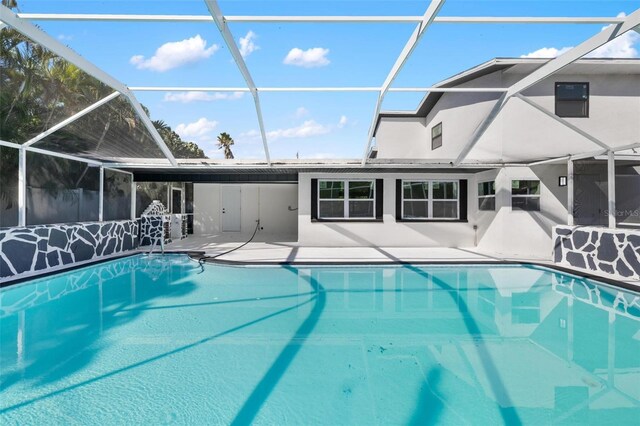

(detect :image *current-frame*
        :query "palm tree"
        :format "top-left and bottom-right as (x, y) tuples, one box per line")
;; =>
(217, 132), (235, 159)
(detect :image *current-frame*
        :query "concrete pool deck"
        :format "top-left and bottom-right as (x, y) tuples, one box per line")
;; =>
(163, 236), (640, 289)
(165, 237), (515, 263)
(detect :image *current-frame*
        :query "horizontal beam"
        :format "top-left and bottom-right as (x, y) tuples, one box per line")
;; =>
(434, 16), (626, 24)
(103, 167), (134, 176)
(15, 13), (627, 24)
(526, 142), (640, 166)
(528, 156), (570, 166)
(129, 86), (508, 93)
(594, 154), (640, 161)
(0, 139), (103, 165)
(105, 159), (525, 169)
(611, 141), (640, 152)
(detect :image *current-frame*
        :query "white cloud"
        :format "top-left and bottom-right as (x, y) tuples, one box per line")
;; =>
(163, 91), (244, 103)
(283, 47), (330, 68)
(295, 107), (309, 118)
(239, 31), (259, 58)
(520, 46), (572, 59)
(267, 120), (331, 141)
(588, 12), (639, 58)
(175, 118), (218, 140)
(240, 129), (261, 139)
(57, 34), (73, 41)
(521, 13), (639, 59)
(337, 115), (348, 128)
(130, 35), (218, 72)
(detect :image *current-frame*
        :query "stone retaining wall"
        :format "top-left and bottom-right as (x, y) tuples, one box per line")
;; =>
(553, 225), (640, 280)
(0, 220), (138, 281)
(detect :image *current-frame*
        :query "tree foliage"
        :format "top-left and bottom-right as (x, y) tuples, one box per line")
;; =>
(216, 132), (235, 159)
(0, 19), (207, 222)
(153, 120), (206, 159)
(0, 25), (207, 160)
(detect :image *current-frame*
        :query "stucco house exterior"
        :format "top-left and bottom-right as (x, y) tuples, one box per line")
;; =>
(294, 58), (640, 258)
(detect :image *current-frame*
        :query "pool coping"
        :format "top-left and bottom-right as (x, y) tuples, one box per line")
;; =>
(2, 249), (638, 294)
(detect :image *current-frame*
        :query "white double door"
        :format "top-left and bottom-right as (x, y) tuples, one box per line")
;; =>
(221, 186), (241, 232)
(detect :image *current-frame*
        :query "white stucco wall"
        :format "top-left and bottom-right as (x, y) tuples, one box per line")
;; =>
(375, 69), (640, 163)
(476, 165), (569, 258)
(193, 183), (298, 240)
(299, 166), (567, 259)
(298, 173), (476, 247)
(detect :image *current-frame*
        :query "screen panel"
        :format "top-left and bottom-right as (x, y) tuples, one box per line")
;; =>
(0, 146), (19, 228)
(26, 151), (100, 225)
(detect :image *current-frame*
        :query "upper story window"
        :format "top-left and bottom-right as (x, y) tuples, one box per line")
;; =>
(318, 180), (375, 219)
(431, 122), (442, 150)
(402, 180), (459, 219)
(555, 82), (589, 118)
(478, 181), (496, 211)
(511, 180), (541, 211)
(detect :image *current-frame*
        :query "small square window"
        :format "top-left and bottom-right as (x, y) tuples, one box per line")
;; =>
(431, 122), (442, 150)
(555, 82), (589, 118)
(478, 181), (496, 211)
(511, 180), (541, 211)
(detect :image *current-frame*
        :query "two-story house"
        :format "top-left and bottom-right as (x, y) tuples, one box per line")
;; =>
(295, 58), (640, 258)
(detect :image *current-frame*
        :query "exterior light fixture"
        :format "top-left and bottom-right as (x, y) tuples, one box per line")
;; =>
(559, 176), (568, 187)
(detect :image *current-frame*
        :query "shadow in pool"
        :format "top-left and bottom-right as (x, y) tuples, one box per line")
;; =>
(408, 368), (444, 426)
(231, 266), (326, 426)
(406, 264), (523, 426)
(0, 256), (199, 394)
(0, 277), (318, 415)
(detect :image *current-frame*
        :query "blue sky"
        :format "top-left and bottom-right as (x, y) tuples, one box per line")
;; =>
(13, 0), (640, 160)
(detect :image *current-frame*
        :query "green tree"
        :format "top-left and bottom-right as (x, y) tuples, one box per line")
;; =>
(153, 120), (206, 159)
(0, 11), (209, 224)
(216, 132), (235, 159)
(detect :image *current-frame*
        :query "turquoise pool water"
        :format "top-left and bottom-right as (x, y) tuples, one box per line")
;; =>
(1, 255), (639, 425)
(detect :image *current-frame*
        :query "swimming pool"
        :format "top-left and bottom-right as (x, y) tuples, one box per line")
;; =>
(1, 254), (638, 425)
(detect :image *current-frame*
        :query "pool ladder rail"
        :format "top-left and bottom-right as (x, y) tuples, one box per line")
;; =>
(148, 235), (165, 255)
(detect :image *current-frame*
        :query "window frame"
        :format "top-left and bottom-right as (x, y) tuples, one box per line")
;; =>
(478, 180), (496, 211)
(317, 179), (376, 220)
(401, 179), (460, 220)
(555, 82), (589, 118)
(431, 122), (443, 150)
(511, 179), (541, 212)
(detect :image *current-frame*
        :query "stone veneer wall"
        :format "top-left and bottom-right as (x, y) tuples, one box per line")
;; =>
(139, 201), (169, 248)
(139, 216), (165, 247)
(0, 220), (138, 281)
(553, 225), (640, 280)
